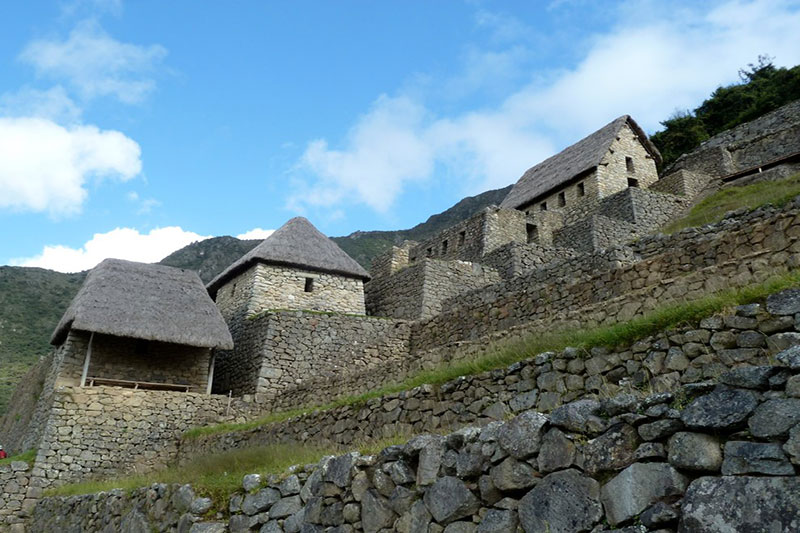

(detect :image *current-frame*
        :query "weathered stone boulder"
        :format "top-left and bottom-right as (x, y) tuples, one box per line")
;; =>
(776, 345), (800, 369)
(668, 432), (722, 472)
(497, 411), (548, 459)
(680, 388), (758, 430)
(766, 288), (800, 315)
(600, 463), (689, 526)
(679, 477), (800, 532)
(748, 398), (800, 438)
(549, 400), (601, 433)
(490, 457), (538, 491)
(721, 441), (795, 475)
(583, 423), (639, 475)
(362, 489), (396, 533)
(423, 476), (479, 525)
(719, 366), (779, 389)
(476, 509), (518, 533)
(537, 428), (575, 473)
(518, 469), (602, 533)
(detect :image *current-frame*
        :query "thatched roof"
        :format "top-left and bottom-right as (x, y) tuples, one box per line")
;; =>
(51, 259), (233, 349)
(207, 217), (370, 296)
(501, 115), (662, 210)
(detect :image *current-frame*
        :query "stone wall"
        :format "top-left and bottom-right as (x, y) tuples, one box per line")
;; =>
(553, 214), (639, 253)
(34, 386), (253, 485)
(0, 460), (33, 531)
(412, 199), (800, 355)
(177, 294), (798, 457)
(42, 351), (800, 532)
(650, 169), (712, 198)
(213, 311), (411, 408)
(670, 98), (800, 178)
(480, 241), (576, 280)
(368, 241), (416, 279)
(215, 263), (366, 320)
(366, 259), (500, 320)
(407, 207), (526, 264)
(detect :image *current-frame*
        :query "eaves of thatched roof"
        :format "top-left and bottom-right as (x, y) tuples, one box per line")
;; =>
(207, 217), (370, 296)
(500, 115), (662, 210)
(51, 259), (234, 349)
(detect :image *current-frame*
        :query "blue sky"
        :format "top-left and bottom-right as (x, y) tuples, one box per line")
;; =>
(2, 0), (800, 271)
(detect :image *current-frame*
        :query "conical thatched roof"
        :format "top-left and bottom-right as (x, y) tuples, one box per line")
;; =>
(51, 259), (233, 349)
(207, 217), (370, 296)
(501, 115), (662, 210)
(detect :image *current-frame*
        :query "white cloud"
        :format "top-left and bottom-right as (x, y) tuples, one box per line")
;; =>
(0, 86), (81, 123)
(290, 0), (800, 213)
(236, 228), (275, 240)
(11, 226), (211, 272)
(0, 117), (141, 216)
(19, 20), (166, 104)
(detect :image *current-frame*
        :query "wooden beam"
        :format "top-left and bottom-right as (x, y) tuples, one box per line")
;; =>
(80, 332), (94, 387)
(206, 351), (216, 395)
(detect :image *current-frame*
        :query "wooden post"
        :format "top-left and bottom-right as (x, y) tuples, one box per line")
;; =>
(206, 351), (216, 395)
(80, 332), (94, 387)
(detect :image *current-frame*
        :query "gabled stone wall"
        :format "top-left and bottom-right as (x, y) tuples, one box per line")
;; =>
(213, 310), (410, 407)
(365, 259), (500, 320)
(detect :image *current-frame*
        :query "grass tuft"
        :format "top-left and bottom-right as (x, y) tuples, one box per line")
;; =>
(663, 172), (800, 234)
(0, 449), (36, 466)
(46, 434), (413, 501)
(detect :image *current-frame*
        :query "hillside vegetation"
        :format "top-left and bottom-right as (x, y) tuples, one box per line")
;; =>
(651, 58), (800, 168)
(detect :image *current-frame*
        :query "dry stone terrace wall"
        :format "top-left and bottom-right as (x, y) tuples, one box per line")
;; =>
(178, 294), (800, 458)
(413, 199), (800, 353)
(366, 259), (501, 320)
(0, 460), (33, 531)
(408, 208), (526, 264)
(480, 242), (576, 280)
(0, 357), (49, 455)
(38, 350), (800, 533)
(670, 98), (800, 178)
(33, 386), (254, 485)
(221, 311), (410, 409)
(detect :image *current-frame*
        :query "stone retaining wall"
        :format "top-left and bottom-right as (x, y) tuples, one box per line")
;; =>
(366, 259), (500, 320)
(0, 460), (33, 531)
(35, 352), (800, 532)
(231, 311), (411, 410)
(412, 199), (800, 353)
(480, 241), (576, 280)
(176, 293), (800, 459)
(34, 386), (254, 486)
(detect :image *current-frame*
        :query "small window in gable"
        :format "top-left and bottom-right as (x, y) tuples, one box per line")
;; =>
(304, 278), (314, 293)
(441, 240), (448, 255)
(558, 191), (566, 207)
(540, 202), (548, 212)
(458, 231), (466, 247)
(628, 177), (639, 188)
(577, 182), (585, 197)
(626, 156), (635, 173)
(426, 247), (433, 257)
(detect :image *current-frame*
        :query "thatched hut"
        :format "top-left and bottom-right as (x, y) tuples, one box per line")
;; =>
(50, 259), (233, 393)
(207, 217), (370, 321)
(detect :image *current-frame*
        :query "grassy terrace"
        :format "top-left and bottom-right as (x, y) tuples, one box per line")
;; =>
(46, 436), (409, 501)
(663, 172), (800, 233)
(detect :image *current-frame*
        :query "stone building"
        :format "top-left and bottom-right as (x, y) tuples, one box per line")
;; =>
(501, 115), (661, 215)
(207, 216), (371, 321)
(49, 258), (233, 394)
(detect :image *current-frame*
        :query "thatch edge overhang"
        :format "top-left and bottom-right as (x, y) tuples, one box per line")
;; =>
(50, 259), (234, 350)
(501, 115), (662, 211)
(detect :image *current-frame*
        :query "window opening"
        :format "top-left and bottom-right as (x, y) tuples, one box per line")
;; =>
(304, 277), (314, 293)
(458, 231), (466, 247)
(540, 202), (548, 212)
(441, 240), (448, 255)
(626, 157), (635, 173)
(577, 182), (585, 197)
(558, 192), (566, 207)
(426, 247), (433, 257)
(526, 223), (538, 244)
(627, 177), (640, 188)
